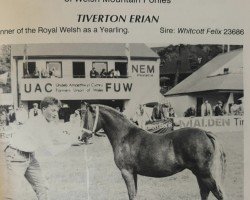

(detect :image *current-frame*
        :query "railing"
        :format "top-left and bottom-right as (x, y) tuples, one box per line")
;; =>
(22, 74), (131, 79)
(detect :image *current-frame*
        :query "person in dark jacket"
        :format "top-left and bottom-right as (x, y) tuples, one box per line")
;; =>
(184, 106), (196, 117)
(214, 101), (225, 116)
(7, 106), (16, 124)
(151, 103), (165, 121)
(90, 67), (99, 78)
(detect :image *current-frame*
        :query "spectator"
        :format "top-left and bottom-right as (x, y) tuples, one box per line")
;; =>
(214, 101), (225, 116)
(100, 68), (108, 78)
(90, 67), (99, 78)
(60, 104), (70, 122)
(230, 103), (239, 115)
(70, 110), (81, 127)
(238, 100), (244, 115)
(169, 107), (177, 118)
(201, 100), (212, 117)
(41, 68), (50, 78)
(49, 67), (57, 78)
(184, 106), (196, 117)
(33, 69), (40, 78)
(16, 104), (28, 125)
(107, 69), (115, 78)
(152, 103), (165, 121)
(0, 108), (13, 143)
(0, 108), (8, 127)
(162, 103), (170, 119)
(7, 106), (16, 124)
(133, 104), (149, 129)
(114, 69), (121, 78)
(29, 103), (42, 118)
(115, 107), (121, 112)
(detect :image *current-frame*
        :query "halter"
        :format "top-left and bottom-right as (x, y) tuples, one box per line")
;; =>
(82, 105), (99, 134)
(83, 105), (99, 200)
(92, 105), (99, 133)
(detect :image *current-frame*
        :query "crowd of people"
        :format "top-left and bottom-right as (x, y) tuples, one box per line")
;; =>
(2, 102), (85, 130)
(184, 99), (244, 117)
(131, 99), (244, 130)
(132, 103), (177, 129)
(24, 66), (61, 79)
(2, 103), (41, 126)
(90, 67), (121, 78)
(3, 98), (244, 131)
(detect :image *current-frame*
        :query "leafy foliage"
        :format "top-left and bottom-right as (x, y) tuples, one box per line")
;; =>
(0, 45), (11, 93)
(152, 44), (243, 94)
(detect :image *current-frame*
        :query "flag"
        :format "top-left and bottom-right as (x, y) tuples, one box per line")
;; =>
(225, 92), (234, 113)
(125, 43), (131, 68)
(23, 44), (29, 75)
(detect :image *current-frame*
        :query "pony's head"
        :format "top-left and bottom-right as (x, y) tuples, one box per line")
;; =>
(79, 102), (101, 141)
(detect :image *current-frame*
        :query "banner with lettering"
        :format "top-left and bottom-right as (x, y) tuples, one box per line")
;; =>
(20, 78), (133, 100)
(174, 116), (243, 132)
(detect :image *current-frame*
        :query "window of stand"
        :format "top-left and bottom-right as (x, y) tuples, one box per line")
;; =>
(23, 62), (39, 78)
(44, 62), (62, 78)
(73, 62), (85, 78)
(91, 62), (108, 78)
(90, 62), (128, 78)
(115, 62), (128, 78)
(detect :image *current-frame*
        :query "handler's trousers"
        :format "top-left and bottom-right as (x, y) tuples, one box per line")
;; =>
(4, 147), (48, 200)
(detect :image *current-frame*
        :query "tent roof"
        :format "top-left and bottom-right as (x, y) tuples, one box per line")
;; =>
(165, 49), (243, 96)
(11, 43), (159, 60)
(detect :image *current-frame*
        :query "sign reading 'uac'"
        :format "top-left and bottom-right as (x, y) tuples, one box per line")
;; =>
(20, 79), (133, 100)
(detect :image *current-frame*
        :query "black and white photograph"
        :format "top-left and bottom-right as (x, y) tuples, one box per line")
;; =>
(0, 43), (243, 199)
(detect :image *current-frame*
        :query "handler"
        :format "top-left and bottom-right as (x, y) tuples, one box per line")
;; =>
(3, 96), (83, 200)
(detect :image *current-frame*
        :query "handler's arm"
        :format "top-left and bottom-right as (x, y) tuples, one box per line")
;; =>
(46, 123), (83, 156)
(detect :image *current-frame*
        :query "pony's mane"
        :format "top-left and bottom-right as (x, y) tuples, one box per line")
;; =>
(91, 104), (136, 126)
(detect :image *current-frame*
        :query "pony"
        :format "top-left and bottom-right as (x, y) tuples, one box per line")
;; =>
(82, 104), (226, 200)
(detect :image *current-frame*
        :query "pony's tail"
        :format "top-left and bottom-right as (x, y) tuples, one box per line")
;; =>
(206, 132), (226, 190)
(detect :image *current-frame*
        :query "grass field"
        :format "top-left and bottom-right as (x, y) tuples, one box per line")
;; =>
(1, 130), (243, 200)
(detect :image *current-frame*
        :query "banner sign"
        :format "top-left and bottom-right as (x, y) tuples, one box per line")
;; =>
(131, 64), (155, 77)
(174, 116), (243, 132)
(20, 78), (133, 100)
(146, 119), (173, 134)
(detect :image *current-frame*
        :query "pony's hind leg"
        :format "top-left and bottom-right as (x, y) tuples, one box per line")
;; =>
(196, 177), (210, 200)
(196, 174), (224, 200)
(133, 173), (137, 193)
(121, 169), (137, 200)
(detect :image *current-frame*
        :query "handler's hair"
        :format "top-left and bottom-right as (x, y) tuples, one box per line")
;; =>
(40, 96), (61, 110)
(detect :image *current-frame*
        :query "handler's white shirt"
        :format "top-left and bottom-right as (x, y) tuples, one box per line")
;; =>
(9, 116), (81, 157)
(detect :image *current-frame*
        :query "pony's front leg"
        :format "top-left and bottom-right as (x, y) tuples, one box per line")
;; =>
(121, 169), (137, 200)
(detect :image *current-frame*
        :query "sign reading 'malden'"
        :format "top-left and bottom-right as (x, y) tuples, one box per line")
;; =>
(175, 116), (243, 132)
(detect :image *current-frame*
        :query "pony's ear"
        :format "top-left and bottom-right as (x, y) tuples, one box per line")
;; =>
(84, 102), (89, 107)
(83, 102), (92, 110)
(88, 104), (95, 113)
